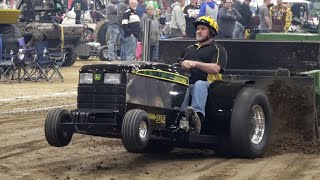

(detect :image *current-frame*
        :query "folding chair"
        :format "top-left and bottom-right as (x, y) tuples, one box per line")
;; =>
(0, 34), (16, 83)
(11, 37), (34, 82)
(47, 47), (66, 82)
(0, 49), (16, 83)
(29, 41), (65, 82)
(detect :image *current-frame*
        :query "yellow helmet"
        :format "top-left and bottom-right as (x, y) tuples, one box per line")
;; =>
(193, 16), (219, 35)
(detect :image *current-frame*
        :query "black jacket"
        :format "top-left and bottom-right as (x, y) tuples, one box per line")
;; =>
(122, 8), (141, 39)
(70, 0), (88, 11)
(183, 4), (200, 38)
(239, 2), (252, 27)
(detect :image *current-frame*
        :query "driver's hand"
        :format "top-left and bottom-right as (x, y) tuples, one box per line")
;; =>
(181, 60), (197, 69)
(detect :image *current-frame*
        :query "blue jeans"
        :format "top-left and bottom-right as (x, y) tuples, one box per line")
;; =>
(122, 34), (137, 61)
(119, 26), (126, 60)
(107, 24), (119, 60)
(150, 43), (159, 62)
(233, 21), (244, 39)
(181, 80), (210, 117)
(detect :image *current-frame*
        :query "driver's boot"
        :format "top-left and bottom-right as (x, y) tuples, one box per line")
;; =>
(185, 106), (201, 134)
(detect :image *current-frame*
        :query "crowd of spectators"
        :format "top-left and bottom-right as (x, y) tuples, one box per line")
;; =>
(1, 0), (311, 61)
(102, 0), (311, 61)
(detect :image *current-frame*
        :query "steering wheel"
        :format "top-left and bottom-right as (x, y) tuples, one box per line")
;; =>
(172, 62), (191, 77)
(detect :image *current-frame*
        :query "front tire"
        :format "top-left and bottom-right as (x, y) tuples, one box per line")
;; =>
(97, 45), (109, 61)
(230, 87), (271, 158)
(45, 108), (74, 147)
(121, 109), (151, 153)
(63, 48), (77, 66)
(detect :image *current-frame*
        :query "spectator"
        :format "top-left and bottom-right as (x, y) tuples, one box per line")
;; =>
(219, 0), (225, 9)
(258, 0), (272, 33)
(170, 0), (186, 38)
(239, 0), (252, 28)
(146, 0), (161, 17)
(140, 3), (160, 61)
(122, 0), (141, 61)
(117, 0), (129, 60)
(234, 0), (252, 39)
(136, 0), (146, 18)
(146, 0), (159, 9)
(232, 0), (241, 11)
(106, 0), (120, 61)
(70, 0), (88, 24)
(291, 3), (307, 20)
(198, 0), (219, 21)
(270, 0), (292, 32)
(217, 0), (241, 39)
(291, 3), (300, 18)
(183, 0), (200, 38)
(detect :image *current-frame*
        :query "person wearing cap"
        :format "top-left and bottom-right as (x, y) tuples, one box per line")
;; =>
(178, 16), (227, 134)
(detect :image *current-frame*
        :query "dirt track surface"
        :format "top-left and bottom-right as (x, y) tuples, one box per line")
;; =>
(1, 59), (320, 180)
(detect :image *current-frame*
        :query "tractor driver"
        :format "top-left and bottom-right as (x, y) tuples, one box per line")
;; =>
(179, 16), (227, 134)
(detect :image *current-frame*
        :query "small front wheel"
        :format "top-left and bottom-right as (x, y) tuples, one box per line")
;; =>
(97, 45), (109, 61)
(45, 108), (74, 147)
(121, 109), (151, 153)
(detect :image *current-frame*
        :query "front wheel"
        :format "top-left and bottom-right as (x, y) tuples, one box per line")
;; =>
(44, 108), (74, 147)
(229, 87), (271, 158)
(97, 45), (109, 61)
(121, 109), (151, 153)
(63, 48), (77, 66)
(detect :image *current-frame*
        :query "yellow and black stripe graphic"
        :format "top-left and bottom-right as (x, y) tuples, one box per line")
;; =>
(132, 69), (189, 86)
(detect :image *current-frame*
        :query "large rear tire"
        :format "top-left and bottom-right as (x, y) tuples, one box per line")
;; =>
(121, 109), (151, 153)
(63, 48), (77, 66)
(0, 24), (20, 53)
(229, 87), (271, 158)
(95, 20), (109, 46)
(45, 108), (74, 147)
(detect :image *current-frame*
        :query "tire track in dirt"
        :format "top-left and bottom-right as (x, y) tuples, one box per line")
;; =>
(0, 92), (76, 103)
(0, 92), (76, 116)
(0, 140), (44, 160)
(262, 154), (320, 180)
(0, 111), (125, 176)
(2, 111), (320, 180)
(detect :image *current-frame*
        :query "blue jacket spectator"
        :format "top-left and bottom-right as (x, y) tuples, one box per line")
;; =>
(136, 0), (146, 18)
(198, 0), (218, 21)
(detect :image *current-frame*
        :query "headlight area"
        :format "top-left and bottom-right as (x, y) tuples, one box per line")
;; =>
(104, 73), (121, 84)
(79, 73), (93, 84)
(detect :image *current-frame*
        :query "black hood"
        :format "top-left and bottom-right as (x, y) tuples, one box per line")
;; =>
(79, 61), (190, 77)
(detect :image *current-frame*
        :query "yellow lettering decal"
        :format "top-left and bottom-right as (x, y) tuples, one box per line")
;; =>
(173, 76), (187, 85)
(148, 113), (166, 124)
